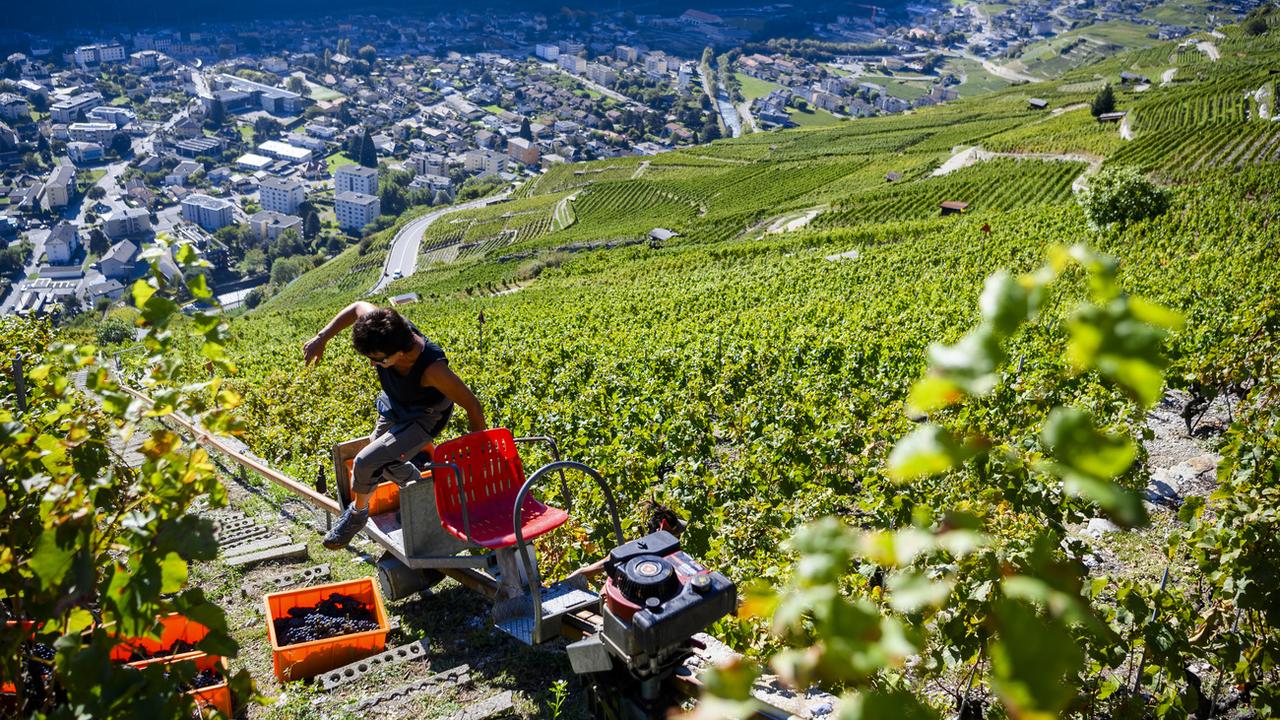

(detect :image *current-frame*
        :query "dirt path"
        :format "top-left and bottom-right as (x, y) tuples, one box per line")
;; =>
(1050, 102), (1088, 117)
(1120, 114), (1134, 141)
(630, 160), (650, 180)
(1196, 40), (1220, 62)
(932, 145), (1103, 193)
(766, 206), (826, 235)
(1161, 68), (1177, 86)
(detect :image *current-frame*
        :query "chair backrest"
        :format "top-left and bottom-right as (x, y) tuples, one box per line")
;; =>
(432, 428), (525, 516)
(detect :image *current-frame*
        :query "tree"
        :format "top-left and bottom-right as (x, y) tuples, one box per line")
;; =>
(206, 97), (226, 128)
(1246, 16), (1269, 35)
(94, 316), (132, 344)
(0, 253), (250, 719)
(286, 75), (307, 95)
(379, 182), (407, 216)
(357, 127), (378, 168)
(270, 254), (310, 285)
(253, 116), (282, 143)
(110, 132), (131, 157)
(1077, 165), (1172, 229)
(303, 210), (321, 240)
(519, 116), (533, 142)
(433, 189), (452, 207)
(88, 227), (110, 256)
(1090, 83), (1115, 117)
(30, 92), (48, 113)
(87, 186), (107, 201)
(357, 45), (377, 63)
(701, 118), (721, 141)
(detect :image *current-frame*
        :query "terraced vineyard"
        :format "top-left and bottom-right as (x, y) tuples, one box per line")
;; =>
(38, 15), (1280, 720)
(814, 158), (1086, 227)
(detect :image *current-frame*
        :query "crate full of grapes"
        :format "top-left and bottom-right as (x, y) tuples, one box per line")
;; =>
(263, 577), (389, 681)
(130, 652), (232, 717)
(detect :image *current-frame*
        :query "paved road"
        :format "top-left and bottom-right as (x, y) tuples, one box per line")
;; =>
(371, 191), (513, 294)
(544, 64), (652, 112)
(943, 48), (1041, 85)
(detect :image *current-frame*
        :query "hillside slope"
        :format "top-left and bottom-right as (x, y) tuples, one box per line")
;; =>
(170, 17), (1280, 718)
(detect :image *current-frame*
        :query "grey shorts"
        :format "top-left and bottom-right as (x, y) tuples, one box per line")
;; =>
(351, 405), (453, 495)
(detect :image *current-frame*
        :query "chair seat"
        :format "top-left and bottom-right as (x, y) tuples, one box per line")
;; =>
(439, 496), (569, 549)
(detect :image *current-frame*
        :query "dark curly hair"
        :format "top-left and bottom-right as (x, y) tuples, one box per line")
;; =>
(352, 308), (415, 357)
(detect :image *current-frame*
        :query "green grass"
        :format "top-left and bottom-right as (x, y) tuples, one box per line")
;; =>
(1014, 20), (1159, 78)
(237, 124), (253, 143)
(786, 106), (843, 128)
(1139, 0), (1218, 27)
(110, 95), (131, 107)
(326, 151), (356, 174)
(736, 72), (783, 101)
(307, 85), (345, 102)
(483, 104), (505, 115)
(879, 79), (932, 101)
(942, 58), (1013, 98)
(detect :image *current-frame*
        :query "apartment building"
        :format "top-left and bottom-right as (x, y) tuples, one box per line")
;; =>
(258, 175), (307, 215)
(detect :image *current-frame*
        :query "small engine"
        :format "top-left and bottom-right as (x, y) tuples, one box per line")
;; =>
(568, 531), (736, 719)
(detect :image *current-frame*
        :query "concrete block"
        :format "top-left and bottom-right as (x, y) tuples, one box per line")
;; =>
(224, 543), (307, 567)
(317, 639), (429, 691)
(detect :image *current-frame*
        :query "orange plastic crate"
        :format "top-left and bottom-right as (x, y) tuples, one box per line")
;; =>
(109, 613), (209, 664)
(263, 577), (389, 682)
(129, 652), (231, 718)
(1, 621), (35, 696)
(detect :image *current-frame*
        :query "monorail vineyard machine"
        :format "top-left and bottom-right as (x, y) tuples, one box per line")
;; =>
(331, 427), (738, 719)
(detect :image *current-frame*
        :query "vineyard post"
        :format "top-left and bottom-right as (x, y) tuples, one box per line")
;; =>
(11, 352), (26, 412)
(316, 464), (331, 531)
(478, 310), (485, 355)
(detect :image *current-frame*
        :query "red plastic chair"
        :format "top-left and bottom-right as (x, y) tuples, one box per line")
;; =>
(432, 428), (569, 549)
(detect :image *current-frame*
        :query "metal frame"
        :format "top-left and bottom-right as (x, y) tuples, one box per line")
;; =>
(513, 436), (572, 511)
(512, 460), (624, 641)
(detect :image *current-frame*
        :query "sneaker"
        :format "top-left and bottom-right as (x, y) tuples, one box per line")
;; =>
(323, 503), (369, 550)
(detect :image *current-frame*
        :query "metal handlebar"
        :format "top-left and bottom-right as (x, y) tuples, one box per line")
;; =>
(511, 460), (624, 629)
(513, 435), (571, 511)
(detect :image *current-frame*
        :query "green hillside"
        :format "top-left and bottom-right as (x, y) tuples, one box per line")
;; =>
(100, 14), (1280, 717)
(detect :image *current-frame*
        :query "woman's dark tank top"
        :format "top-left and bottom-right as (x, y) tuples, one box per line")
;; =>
(374, 321), (452, 424)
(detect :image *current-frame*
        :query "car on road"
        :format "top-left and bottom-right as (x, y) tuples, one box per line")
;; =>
(392, 270), (403, 279)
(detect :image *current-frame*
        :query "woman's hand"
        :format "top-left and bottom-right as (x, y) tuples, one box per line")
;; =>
(303, 334), (328, 366)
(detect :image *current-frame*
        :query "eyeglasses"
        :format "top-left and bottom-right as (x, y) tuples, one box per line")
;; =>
(365, 351), (397, 364)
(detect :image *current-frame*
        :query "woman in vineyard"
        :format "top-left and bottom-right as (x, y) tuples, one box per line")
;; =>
(303, 301), (487, 549)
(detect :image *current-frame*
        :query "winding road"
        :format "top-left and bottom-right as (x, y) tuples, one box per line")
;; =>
(371, 191), (512, 293)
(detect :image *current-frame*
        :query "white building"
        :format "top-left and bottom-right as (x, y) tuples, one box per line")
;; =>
(535, 43), (560, 61)
(68, 122), (117, 145)
(74, 44), (126, 65)
(257, 140), (312, 163)
(50, 92), (103, 123)
(42, 164), (76, 211)
(464, 149), (507, 176)
(334, 164), (378, 195)
(180, 194), (235, 231)
(249, 210), (302, 242)
(585, 63), (617, 86)
(558, 54), (587, 74)
(258, 175), (306, 215)
(0, 93), (30, 121)
(334, 192), (380, 233)
(103, 207), (152, 239)
(67, 141), (104, 164)
(45, 222), (81, 264)
(86, 105), (136, 128)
